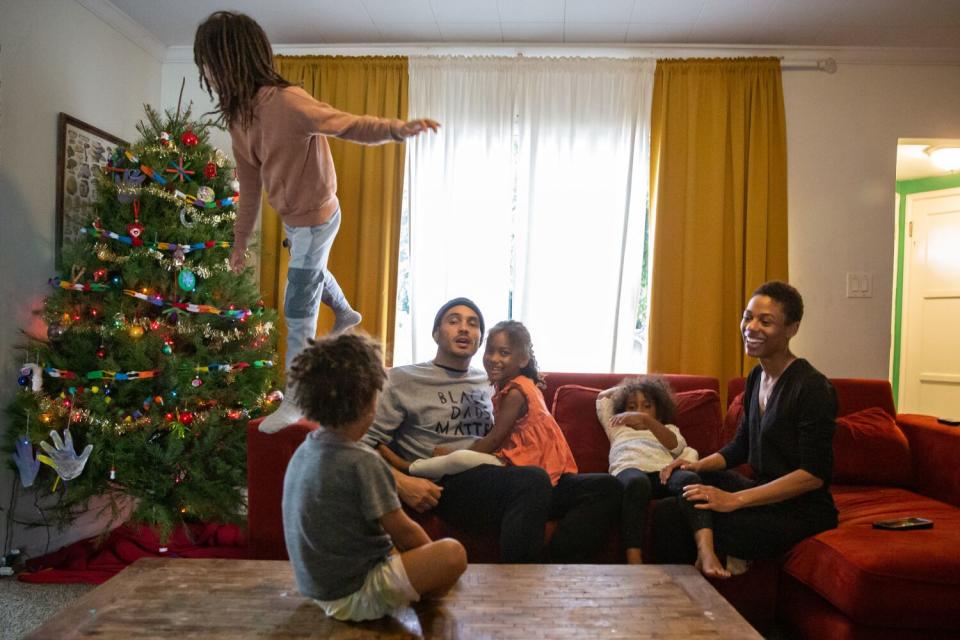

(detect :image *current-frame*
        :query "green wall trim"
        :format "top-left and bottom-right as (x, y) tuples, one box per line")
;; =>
(891, 173), (960, 407)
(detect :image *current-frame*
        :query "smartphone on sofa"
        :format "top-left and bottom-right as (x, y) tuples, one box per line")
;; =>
(872, 517), (933, 530)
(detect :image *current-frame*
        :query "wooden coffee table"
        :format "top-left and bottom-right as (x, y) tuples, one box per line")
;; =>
(29, 558), (761, 639)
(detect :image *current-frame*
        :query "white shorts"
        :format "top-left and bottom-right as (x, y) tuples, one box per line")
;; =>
(314, 552), (420, 621)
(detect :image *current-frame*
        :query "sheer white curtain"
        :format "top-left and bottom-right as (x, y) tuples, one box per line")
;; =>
(399, 56), (654, 371)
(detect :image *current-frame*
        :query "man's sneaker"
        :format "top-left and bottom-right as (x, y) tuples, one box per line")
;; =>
(258, 397), (304, 433)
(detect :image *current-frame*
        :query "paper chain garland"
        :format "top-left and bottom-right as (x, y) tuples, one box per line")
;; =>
(44, 367), (160, 381)
(49, 279), (254, 320)
(51, 278), (112, 292)
(81, 227), (231, 252)
(41, 359), (272, 383)
(114, 150), (239, 211)
(124, 289), (253, 320)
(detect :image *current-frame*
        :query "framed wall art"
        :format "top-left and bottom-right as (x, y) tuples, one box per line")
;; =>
(56, 113), (127, 268)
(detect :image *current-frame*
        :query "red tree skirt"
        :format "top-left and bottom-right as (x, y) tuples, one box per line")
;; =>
(19, 522), (248, 584)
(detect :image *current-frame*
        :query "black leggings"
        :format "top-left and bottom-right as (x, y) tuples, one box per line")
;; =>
(547, 473), (623, 563)
(616, 467), (702, 549)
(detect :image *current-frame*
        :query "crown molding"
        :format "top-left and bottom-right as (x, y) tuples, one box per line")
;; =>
(165, 42), (960, 66)
(77, 0), (167, 63)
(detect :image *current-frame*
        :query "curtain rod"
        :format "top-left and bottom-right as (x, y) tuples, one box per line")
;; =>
(781, 57), (837, 73)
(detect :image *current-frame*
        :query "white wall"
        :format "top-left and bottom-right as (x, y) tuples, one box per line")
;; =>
(0, 0), (161, 558)
(784, 63), (960, 378)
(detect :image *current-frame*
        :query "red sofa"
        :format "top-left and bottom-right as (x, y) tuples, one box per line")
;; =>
(724, 378), (960, 639)
(246, 372), (722, 563)
(245, 372), (960, 638)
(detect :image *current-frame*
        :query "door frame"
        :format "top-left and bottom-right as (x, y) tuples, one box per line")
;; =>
(893, 181), (960, 409)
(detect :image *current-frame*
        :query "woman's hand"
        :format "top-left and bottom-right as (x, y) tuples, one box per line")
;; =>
(659, 457), (690, 484)
(682, 483), (744, 513)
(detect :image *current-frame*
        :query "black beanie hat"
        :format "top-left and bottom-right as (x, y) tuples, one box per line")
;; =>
(433, 297), (485, 339)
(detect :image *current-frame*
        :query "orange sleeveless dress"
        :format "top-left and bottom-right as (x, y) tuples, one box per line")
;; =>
(494, 375), (578, 485)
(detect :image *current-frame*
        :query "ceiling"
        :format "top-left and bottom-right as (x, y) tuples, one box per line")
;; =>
(107, 0), (960, 48)
(897, 140), (960, 181)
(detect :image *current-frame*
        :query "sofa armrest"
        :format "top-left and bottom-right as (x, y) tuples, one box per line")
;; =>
(246, 419), (320, 559)
(897, 414), (960, 507)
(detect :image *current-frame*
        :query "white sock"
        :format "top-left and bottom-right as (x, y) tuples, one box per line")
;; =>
(258, 396), (304, 433)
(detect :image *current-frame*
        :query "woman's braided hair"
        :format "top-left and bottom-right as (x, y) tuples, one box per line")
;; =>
(487, 320), (545, 389)
(194, 11), (292, 129)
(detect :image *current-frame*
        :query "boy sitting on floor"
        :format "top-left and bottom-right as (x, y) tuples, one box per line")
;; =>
(282, 333), (467, 621)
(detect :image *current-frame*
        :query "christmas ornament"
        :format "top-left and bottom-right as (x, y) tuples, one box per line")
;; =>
(98, 248), (111, 261)
(96, 347), (106, 359)
(93, 268), (107, 282)
(117, 169), (146, 204)
(127, 222), (145, 246)
(266, 389), (284, 403)
(178, 269), (196, 292)
(18, 363), (43, 392)
(128, 325), (144, 339)
(197, 186), (215, 204)
(165, 156), (195, 183)
(47, 323), (66, 341)
(110, 274), (123, 287)
(164, 412), (175, 422)
(162, 343), (173, 355)
(172, 247), (186, 267)
(180, 412), (195, 425)
(181, 131), (199, 147)
(230, 179), (240, 193)
(214, 148), (227, 166)
(160, 131), (171, 146)
(179, 207), (195, 228)
(37, 429), (93, 482)
(204, 162), (217, 179)
(13, 437), (41, 488)
(191, 376), (203, 388)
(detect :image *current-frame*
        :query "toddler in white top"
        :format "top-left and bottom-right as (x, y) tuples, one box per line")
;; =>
(597, 376), (700, 564)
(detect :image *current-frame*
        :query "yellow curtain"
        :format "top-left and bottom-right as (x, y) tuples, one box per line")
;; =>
(259, 56), (408, 364)
(647, 58), (788, 386)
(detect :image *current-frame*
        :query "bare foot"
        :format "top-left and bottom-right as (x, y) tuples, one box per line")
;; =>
(625, 548), (643, 565)
(696, 552), (732, 579)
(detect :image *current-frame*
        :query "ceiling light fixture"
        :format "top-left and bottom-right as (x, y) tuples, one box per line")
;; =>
(925, 146), (960, 171)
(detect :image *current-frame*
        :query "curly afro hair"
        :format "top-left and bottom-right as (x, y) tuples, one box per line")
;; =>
(289, 333), (387, 428)
(613, 375), (677, 425)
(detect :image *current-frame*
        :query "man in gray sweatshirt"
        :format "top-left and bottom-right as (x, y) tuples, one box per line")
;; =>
(363, 297), (620, 562)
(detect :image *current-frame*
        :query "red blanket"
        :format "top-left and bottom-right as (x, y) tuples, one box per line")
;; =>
(19, 523), (247, 584)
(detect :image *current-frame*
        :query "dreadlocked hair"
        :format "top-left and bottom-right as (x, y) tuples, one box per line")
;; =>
(613, 375), (677, 425)
(193, 11), (292, 130)
(487, 320), (546, 389)
(288, 333), (387, 428)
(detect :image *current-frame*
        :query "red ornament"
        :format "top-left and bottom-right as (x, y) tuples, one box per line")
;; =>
(181, 131), (199, 147)
(204, 162), (218, 179)
(160, 131), (171, 146)
(164, 412), (175, 422)
(181, 412), (195, 425)
(96, 347), (106, 359)
(93, 268), (107, 281)
(127, 222), (145, 246)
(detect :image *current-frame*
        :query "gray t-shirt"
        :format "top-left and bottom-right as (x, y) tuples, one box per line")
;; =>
(362, 362), (495, 461)
(282, 428), (400, 600)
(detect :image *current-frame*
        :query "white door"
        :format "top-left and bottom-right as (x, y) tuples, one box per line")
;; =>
(900, 188), (960, 417)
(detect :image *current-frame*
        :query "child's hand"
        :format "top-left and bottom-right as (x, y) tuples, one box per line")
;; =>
(229, 245), (247, 274)
(433, 445), (452, 457)
(398, 118), (440, 138)
(610, 411), (652, 430)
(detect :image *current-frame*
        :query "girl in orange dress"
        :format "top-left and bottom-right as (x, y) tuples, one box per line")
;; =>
(461, 320), (577, 485)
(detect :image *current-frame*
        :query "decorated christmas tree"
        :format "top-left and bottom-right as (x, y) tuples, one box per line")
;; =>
(5, 104), (280, 538)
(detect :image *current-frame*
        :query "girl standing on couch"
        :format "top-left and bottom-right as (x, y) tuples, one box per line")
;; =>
(194, 11), (439, 433)
(597, 376), (702, 565)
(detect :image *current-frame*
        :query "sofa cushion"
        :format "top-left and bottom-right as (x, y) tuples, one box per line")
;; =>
(551, 385), (724, 474)
(834, 408), (913, 487)
(783, 485), (960, 630)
